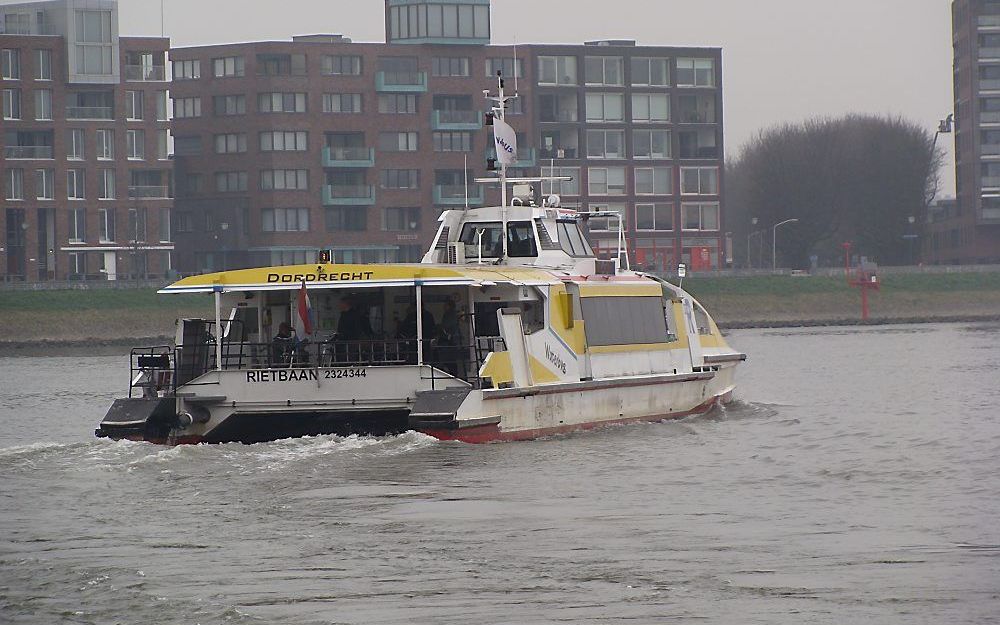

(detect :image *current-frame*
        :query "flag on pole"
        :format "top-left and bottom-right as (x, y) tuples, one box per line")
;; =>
(492, 117), (518, 166)
(295, 281), (314, 336)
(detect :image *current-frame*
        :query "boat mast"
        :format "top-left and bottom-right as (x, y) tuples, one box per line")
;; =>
(492, 70), (510, 258)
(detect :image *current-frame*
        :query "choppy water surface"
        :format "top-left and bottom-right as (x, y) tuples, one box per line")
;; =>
(1, 323), (999, 624)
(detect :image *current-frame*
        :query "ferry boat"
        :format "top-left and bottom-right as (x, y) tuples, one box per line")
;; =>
(95, 75), (745, 445)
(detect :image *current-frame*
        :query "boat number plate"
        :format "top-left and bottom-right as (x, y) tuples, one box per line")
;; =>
(245, 368), (367, 383)
(324, 368), (367, 379)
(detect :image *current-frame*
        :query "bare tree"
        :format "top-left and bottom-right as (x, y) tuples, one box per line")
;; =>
(727, 114), (942, 268)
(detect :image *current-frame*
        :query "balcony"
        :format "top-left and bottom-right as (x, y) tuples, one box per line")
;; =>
(488, 147), (537, 168)
(322, 184), (376, 205)
(66, 106), (113, 120)
(982, 176), (1000, 189)
(979, 15), (1000, 29)
(980, 47), (1000, 59)
(982, 111), (1000, 124)
(981, 144), (1000, 156)
(125, 65), (166, 81)
(431, 110), (482, 130)
(322, 146), (375, 168)
(0, 23), (57, 35)
(434, 184), (483, 206)
(376, 71), (428, 92)
(981, 78), (1000, 92)
(128, 185), (172, 199)
(3, 145), (53, 159)
(539, 146), (579, 160)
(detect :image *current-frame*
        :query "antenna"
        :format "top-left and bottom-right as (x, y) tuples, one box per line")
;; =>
(512, 38), (519, 95)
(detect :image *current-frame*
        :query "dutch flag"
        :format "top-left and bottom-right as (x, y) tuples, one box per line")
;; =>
(296, 281), (315, 337)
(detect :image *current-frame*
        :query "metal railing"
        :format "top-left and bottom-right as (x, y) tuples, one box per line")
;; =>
(982, 144), (1000, 155)
(434, 109), (479, 124)
(3, 145), (53, 159)
(128, 185), (172, 199)
(66, 106), (113, 120)
(124, 65), (166, 81)
(325, 146), (373, 161)
(324, 184), (374, 199)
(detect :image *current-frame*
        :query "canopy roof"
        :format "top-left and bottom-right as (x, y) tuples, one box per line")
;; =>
(159, 263), (565, 294)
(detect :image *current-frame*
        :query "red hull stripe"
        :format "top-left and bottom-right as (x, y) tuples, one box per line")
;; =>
(420, 394), (726, 443)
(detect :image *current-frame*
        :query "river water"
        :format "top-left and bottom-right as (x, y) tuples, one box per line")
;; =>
(1, 323), (998, 624)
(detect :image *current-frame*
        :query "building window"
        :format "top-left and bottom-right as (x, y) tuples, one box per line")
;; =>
(486, 58), (523, 78)
(380, 169), (419, 189)
(390, 3), (489, 41)
(260, 169), (308, 190)
(98, 207), (115, 242)
(213, 56), (245, 77)
(96, 129), (114, 159)
(680, 167), (719, 195)
(586, 202), (626, 231)
(157, 129), (168, 160)
(69, 207), (86, 243)
(633, 129), (671, 159)
(98, 168), (115, 199)
(35, 168), (54, 200)
(214, 133), (246, 154)
(174, 212), (194, 233)
(2, 88), (21, 119)
(676, 58), (715, 87)
(586, 129), (625, 159)
(433, 131), (472, 152)
(635, 203), (673, 231)
(635, 166), (673, 195)
(215, 171), (248, 193)
(632, 93), (670, 123)
(2, 49), (20, 79)
(34, 89), (52, 120)
(67, 169), (85, 199)
(128, 207), (147, 242)
(256, 53), (306, 77)
(172, 59), (201, 80)
(382, 207), (421, 231)
(325, 207), (367, 231)
(585, 92), (624, 122)
(540, 166), (580, 196)
(584, 56), (623, 86)
(432, 57), (470, 77)
(257, 92), (306, 113)
(36, 49), (52, 80)
(173, 97), (202, 118)
(67, 129), (85, 159)
(587, 167), (626, 195)
(678, 128), (718, 159)
(259, 131), (308, 152)
(538, 56), (577, 85)
(323, 93), (362, 113)
(677, 94), (716, 123)
(321, 54), (361, 75)
(681, 202), (720, 230)
(155, 91), (168, 120)
(261, 207), (310, 232)
(159, 208), (171, 242)
(4, 168), (24, 200)
(378, 131), (418, 151)
(126, 90), (143, 120)
(631, 57), (669, 87)
(378, 93), (417, 114)
(127, 129), (145, 159)
(207, 94), (243, 116)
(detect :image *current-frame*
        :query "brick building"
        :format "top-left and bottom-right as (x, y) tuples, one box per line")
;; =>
(169, 0), (725, 275)
(1, 0), (173, 282)
(928, 0), (1000, 264)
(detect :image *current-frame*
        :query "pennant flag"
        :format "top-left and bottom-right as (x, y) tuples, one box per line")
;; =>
(492, 117), (518, 166)
(295, 281), (314, 336)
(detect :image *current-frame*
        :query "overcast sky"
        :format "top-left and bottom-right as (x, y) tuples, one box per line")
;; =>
(109, 0), (954, 194)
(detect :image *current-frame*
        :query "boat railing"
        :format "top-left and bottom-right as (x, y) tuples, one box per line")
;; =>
(128, 345), (175, 398)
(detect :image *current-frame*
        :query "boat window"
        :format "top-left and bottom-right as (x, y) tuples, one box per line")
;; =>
(506, 221), (538, 257)
(460, 222), (503, 258)
(693, 301), (713, 335)
(557, 220), (594, 257)
(580, 296), (669, 346)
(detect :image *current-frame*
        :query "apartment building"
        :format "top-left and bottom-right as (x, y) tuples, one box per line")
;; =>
(930, 0), (1000, 264)
(1, 0), (172, 282)
(167, 0), (724, 275)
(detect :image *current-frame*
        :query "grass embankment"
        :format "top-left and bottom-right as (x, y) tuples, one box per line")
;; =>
(0, 289), (210, 344)
(682, 272), (1000, 327)
(1, 272), (998, 345)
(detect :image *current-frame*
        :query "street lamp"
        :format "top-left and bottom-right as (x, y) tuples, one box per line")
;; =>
(928, 114), (954, 205)
(772, 218), (799, 271)
(747, 217), (758, 269)
(903, 215), (918, 265)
